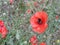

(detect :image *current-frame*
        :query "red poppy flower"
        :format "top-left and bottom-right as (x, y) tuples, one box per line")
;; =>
(9, 0), (13, 5)
(40, 42), (46, 45)
(30, 11), (48, 34)
(31, 43), (37, 45)
(0, 20), (8, 38)
(29, 35), (38, 44)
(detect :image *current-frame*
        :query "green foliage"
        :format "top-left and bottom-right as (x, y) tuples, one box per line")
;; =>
(0, 0), (60, 45)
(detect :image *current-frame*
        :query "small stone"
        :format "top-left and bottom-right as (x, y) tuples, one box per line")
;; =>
(56, 40), (60, 43)
(0, 15), (2, 17)
(43, 35), (46, 38)
(16, 30), (20, 40)
(49, 34), (52, 36)
(24, 41), (27, 44)
(3, 13), (6, 16)
(11, 5), (14, 8)
(53, 42), (55, 45)
(4, 1), (7, 4)
(16, 8), (19, 10)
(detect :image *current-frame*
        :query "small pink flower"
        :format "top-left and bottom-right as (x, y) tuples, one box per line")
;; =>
(26, 9), (31, 14)
(56, 15), (59, 20)
(34, 2), (38, 7)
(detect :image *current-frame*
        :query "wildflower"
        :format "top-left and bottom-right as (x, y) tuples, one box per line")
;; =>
(26, 9), (31, 14)
(0, 20), (8, 38)
(56, 15), (59, 20)
(34, 2), (38, 7)
(31, 43), (37, 45)
(40, 42), (46, 45)
(29, 35), (38, 44)
(9, 0), (13, 5)
(30, 11), (48, 34)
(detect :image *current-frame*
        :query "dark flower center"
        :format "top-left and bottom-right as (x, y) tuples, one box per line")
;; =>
(0, 25), (3, 28)
(37, 18), (42, 24)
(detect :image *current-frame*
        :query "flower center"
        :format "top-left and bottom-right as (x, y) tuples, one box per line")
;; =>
(37, 18), (42, 24)
(0, 25), (3, 28)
